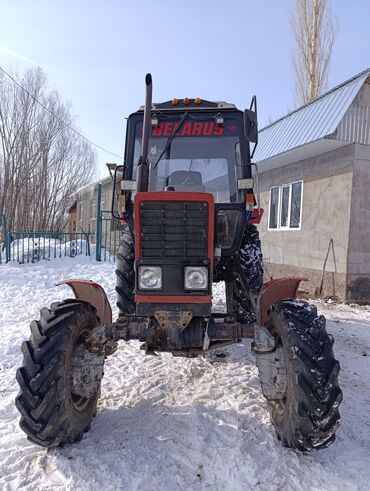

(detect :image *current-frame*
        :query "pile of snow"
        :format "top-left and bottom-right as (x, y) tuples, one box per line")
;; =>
(9, 237), (61, 263)
(61, 239), (93, 258)
(7, 237), (94, 263)
(0, 256), (369, 490)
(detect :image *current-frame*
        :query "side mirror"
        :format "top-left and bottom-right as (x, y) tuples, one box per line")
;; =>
(244, 109), (258, 143)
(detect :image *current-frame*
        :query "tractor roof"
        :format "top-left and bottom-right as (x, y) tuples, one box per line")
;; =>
(138, 99), (237, 111)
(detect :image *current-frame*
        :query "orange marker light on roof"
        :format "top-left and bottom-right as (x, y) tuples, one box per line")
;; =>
(183, 97), (190, 104)
(195, 97), (202, 104)
(172, 98), (179, 105)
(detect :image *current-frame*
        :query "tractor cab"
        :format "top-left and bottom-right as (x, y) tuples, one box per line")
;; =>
(112, 95), (259, 258)
(124, 101), (253, 204)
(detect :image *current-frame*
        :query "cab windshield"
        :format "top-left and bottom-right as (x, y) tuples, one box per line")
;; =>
(132, 116), (243, 203)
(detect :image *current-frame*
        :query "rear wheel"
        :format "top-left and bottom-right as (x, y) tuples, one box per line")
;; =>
(15, 300), (103, 448)
(115, 225), (135, 315)
(262, 300), (342, 451)
(227, 224), (263, 323)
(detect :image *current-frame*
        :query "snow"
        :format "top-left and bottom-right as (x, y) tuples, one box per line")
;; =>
(0, 257), (370, 490)
(8, 238), (93, 263)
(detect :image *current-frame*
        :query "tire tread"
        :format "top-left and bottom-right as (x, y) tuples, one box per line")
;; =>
(15, 300), (101, 448)
(267, 300), (342, 452)
(115, 226), (135, 315)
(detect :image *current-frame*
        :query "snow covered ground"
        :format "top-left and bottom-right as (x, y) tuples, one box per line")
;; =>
(0, 257), (369, 490)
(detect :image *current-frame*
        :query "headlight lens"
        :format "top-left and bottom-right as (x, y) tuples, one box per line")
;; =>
(184, 267), (208, 290)
(138, 266), (162, 289)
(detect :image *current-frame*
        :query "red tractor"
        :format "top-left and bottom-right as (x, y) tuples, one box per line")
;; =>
(15, 74), (342, 451)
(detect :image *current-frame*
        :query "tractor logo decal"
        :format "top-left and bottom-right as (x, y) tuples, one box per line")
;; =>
(151, 121), (224, 137)
(138, 120), (241, 138)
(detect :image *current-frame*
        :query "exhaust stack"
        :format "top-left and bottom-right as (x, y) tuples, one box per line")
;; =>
(136, 73), (152, 193)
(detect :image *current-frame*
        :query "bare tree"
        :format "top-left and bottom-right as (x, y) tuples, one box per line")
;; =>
(0, 67), (96, 232)
(290, 0), (337, 106)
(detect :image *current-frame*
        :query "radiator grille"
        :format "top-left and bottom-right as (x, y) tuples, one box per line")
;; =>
(139, 201), (208, 258)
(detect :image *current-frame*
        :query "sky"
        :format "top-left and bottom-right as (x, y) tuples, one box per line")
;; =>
(0, 0), (369, 176)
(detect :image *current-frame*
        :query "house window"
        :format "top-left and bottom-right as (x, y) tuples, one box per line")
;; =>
(290, 181), (302, 228)
(280, 185), (290, 227)
(78, 203), (84, 222)
(269, 187), (279, 229)
(268, 181), (303, 230)
(90, 198), (97, 219)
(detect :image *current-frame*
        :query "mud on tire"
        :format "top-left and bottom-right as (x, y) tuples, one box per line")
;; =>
(115, 225), (135, 315)
(266, 300), (342, 451)
(15, 300), (102, 448)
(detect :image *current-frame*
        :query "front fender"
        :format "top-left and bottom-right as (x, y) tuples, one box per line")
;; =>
(258, 278), (308, 326)
(56, 279), (112, 325)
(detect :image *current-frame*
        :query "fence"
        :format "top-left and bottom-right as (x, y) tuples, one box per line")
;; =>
(0, 178), (120, 265)
(0, 211), (119, 265)
(4, 232), (94, 264)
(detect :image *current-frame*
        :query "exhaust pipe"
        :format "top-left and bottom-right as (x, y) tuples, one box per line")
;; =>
(136, 73), (152, 193)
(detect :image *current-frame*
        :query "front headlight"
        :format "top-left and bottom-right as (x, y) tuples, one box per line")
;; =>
(184, 267), (208, 290)
(138, 266), (162, 289)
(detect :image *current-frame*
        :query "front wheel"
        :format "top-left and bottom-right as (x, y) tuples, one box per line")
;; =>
(259, 300), (342, 451)
(15, 299), (104, 448)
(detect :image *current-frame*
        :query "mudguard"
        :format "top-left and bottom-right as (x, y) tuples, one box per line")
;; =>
(56, 279), (112, 324)
(257, 278), (308, 326)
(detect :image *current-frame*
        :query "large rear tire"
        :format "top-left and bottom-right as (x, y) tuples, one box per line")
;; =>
(15, 300), (102, 448)
(227, 224), (263, 323)
(264, 300), (342, 451)
(115, 225), (135, 315)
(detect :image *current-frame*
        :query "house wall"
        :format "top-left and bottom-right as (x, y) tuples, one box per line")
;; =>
(258, 144), (355, 301)
(76, 184), (97, 240)
(98, 183), (117, 251)
(347, 143), (370, 303)
(75, 178), (117, 251)
(68, 210), (77, 233)
(76, 179), (112, 239)
(334, 82), (370, 145)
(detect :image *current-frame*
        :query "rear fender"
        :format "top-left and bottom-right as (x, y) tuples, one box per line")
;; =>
(56, 279), (112, 324)
(248, 208), (264, 225)
(258, 278), (308, 326)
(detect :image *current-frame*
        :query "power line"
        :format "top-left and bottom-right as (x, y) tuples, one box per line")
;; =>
(0, 65), (123, 160)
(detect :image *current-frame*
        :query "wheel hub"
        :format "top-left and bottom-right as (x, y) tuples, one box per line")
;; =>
(254, 331), (288, 402)
(70, 344), (105, 399)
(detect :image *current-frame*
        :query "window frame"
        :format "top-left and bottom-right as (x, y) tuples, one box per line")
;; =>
(268, 185), (280, 230)
(279, 184), (291, 229)
(90, 198), (97, 221)
(78, 203), (84, 223)
(268, 180), (303, 231)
